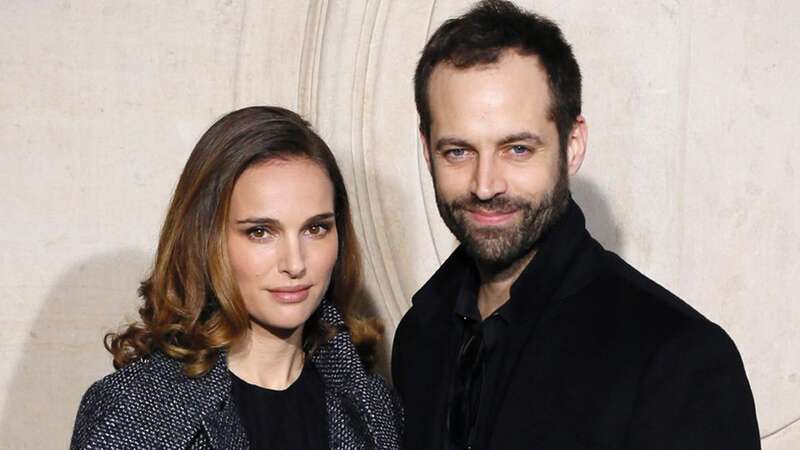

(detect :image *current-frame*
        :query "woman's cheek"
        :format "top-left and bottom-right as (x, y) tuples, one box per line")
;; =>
(309, 237), (338, 284)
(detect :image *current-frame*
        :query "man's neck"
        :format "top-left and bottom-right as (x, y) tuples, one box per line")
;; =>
(476, 248), (537, 319)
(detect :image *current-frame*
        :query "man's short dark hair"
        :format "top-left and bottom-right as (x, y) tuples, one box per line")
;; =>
(414, 0), (582, 153)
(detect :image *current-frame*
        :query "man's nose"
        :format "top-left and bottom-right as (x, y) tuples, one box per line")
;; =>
(470, 153), (507, 200)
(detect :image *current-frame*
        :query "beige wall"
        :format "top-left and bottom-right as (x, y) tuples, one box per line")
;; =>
(1, 1), (798, 448)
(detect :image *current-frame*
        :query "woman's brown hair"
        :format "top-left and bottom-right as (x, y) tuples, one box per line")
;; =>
(106, 106), (381, 377)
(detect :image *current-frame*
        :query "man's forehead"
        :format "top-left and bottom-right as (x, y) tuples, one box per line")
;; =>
(428, 52), (550, 106)
(427, 56), (554, 138)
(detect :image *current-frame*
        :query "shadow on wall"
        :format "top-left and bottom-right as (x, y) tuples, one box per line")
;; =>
(571, 177), (624, 255)
(0, 250), (150, 450)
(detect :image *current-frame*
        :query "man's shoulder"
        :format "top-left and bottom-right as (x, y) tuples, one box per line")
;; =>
(567, 248), (732, 353)
(592, 250), (706, 322)
(548, 248), (746, 382)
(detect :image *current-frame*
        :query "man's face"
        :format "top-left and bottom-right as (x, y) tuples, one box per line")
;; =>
(424, 51), (577, 271)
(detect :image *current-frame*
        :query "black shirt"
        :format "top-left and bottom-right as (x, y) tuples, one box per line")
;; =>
(230, 363), (328, 450)
(447, 259), (514, 449)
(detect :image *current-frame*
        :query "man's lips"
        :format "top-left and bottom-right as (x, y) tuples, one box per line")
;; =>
(466, 209), (518, 225)
(267, 285), (312, 303)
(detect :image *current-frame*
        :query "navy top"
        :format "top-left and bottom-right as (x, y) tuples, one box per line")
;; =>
(230, 363), (328, 450)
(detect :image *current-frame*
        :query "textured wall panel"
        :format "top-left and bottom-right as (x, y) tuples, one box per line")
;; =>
(1, 1), (797, 448)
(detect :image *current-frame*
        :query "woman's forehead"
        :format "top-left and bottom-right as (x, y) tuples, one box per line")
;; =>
(229, 158), (335, 222)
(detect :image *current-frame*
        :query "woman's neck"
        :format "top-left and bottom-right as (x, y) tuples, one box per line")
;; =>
(227, 323), (305, 390)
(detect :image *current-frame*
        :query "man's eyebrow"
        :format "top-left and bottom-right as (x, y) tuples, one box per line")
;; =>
(434, 132), (544, 151)
(498, 131), (544, 146)
(434, 137), (473, 151)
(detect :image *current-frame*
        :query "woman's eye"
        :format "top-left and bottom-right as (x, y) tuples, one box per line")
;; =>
(306, 223), (331, 237)
(247, 227), (272, 241)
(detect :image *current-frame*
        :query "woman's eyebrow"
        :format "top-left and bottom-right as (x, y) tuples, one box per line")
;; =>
(302, 212), (335, 226)
(235, 213), (334, 226)
(235, 217), (280, 226)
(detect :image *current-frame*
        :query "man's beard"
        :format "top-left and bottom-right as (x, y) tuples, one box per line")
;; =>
(434, 165), (570, 272)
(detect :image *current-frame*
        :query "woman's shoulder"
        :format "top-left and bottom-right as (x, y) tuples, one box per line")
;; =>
(70, 351), (234, 448)
(70, 351), (229, 449)
(70, 352), (177, 448)
(80, 351), (182, 400)
(73, 352), (183, 423)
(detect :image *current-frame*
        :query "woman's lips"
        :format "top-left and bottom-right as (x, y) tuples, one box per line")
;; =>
(267, 285), (312, 303)
(467, 209), (518, 226)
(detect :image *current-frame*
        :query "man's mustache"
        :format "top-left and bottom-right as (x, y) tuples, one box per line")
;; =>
(448, 195), (530, 215)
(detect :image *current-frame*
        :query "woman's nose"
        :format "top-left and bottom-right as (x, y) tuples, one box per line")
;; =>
(277, 236), (306, 279)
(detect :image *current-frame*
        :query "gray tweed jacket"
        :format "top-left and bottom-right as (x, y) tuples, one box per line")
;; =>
(70, 302), (403, 449)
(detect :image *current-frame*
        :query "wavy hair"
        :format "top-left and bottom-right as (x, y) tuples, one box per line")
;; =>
(105, 106), (381, 377)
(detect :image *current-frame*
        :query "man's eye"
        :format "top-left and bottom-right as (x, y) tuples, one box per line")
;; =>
(444, 148), (468, 159)
(509, 145), (531, 156)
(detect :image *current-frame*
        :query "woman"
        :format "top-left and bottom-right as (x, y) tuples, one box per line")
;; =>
(70, 106), (402, 449)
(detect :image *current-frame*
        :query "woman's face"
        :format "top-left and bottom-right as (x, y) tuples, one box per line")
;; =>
(227, 158), (338, 335)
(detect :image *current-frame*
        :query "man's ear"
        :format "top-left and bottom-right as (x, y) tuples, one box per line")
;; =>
(566, 115), (588, 176)
(420, 129), (433, 174)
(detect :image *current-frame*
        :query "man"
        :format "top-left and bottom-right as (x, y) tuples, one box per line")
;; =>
(391, 1), (761, 449)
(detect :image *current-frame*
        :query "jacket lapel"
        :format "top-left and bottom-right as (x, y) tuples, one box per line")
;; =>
(409, 248), (474, 449)
(423, 310), (463, 450)
(148, 351), (247, 450)
(194, 353), (248, 450)
(313, 301), (403, 449)
(200, 401), (248, 450)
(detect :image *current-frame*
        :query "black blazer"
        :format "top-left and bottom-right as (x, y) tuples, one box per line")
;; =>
(392, 201), (760, 450)
(71, 301), (403, 450)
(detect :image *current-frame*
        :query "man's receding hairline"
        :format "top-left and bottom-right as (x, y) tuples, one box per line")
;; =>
(438, 46), (544, 70)
(425, 49), (556, 128)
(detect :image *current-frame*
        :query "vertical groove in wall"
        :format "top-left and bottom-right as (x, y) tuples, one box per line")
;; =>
(415, 0), (450, 265)
(231, 0), (250, 108)
(348, 1), (391, 321)
(363, 0), (408, 323)
(298, 0), (328, 123)
(348, 0), (407, 325)
(673, 1), (692, 269)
